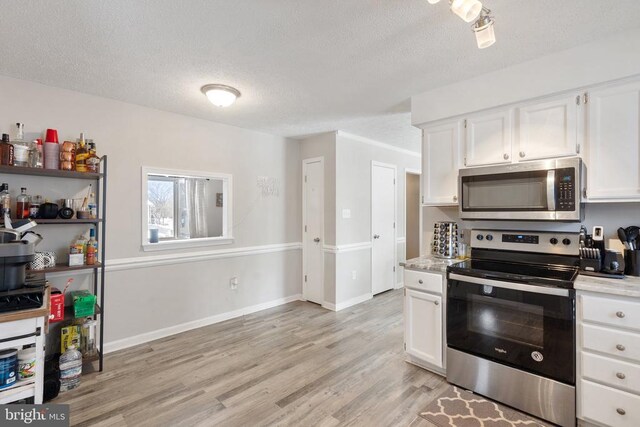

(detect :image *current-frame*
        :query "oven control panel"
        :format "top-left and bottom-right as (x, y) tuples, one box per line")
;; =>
(471, 229), (579, 255)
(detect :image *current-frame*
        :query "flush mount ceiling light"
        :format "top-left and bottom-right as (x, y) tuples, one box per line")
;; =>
(426, 0), (496, 49)
(200, 84), (241, 107)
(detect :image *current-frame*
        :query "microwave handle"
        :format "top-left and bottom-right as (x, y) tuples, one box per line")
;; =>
(547, 170), (556, 211)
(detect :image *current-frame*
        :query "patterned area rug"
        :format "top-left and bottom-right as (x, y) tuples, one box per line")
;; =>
(420, 386), (550, 427)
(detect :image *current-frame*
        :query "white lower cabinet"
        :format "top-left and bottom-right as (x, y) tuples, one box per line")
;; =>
(404, 269), (444, 374)
(577, 291), (640, 427)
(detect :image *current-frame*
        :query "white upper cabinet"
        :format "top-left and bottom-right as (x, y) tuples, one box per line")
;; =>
(517, 94), (581, 161)
(464, 109), (513, 167)
(586, 80), (640, 202)
(421, 120), (462, 206)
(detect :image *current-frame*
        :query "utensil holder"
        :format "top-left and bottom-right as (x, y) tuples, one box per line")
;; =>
(624, 250), (640, 276)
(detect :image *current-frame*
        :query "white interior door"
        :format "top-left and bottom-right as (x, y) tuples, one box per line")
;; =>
(371, 162), (396, 295)
(303, 158), (324, 304)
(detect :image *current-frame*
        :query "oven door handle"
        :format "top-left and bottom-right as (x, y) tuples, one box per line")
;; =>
(547, 169), (556, 211)
(448, 273), (570, 297)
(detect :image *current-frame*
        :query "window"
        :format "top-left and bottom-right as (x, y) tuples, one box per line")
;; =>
(142, 167), (233, 250)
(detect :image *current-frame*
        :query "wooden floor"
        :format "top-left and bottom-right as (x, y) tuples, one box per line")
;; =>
(55, 290), (448, 427)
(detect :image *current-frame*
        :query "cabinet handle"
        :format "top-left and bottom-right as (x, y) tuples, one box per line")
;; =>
(616, 344), (626, 351)
(616, 311), (625, 318)
(434, 300), (440, 306)
(503, 153), (509, 160)
(418, 279), (423, 284)
(616, 372), (626, 380)
(519, 151), (526, 158)
(617, 408), (626, 415)
(453, 195), (458, 202)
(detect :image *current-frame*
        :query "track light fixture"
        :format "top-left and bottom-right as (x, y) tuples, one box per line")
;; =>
(426, 0), (496, 49)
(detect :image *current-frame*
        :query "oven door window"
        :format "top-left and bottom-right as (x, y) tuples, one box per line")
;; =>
(447, 279), (575, 385)
(461, 170), (550, 212)
(468, 294), (544, 349)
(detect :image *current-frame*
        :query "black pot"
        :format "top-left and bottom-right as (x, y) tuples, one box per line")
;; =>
(39, 203), (59, 219)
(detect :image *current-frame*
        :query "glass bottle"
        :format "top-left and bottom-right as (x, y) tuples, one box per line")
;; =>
(0, 134), (14, 166)
(29, 139), (44, 168)
(16, 188), (30, 219)
(0, 183), (10, 217)
(29, 195), (42, 219)
(88, 228), (98, 258)
(12, 123), (30, 167)
(75, 133), (89, 173)
(85, 141), (99, 173)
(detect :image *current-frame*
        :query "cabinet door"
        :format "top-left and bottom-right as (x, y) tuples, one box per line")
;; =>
(404, 288), (443, 368)
(465, 109), (513, 167)
(586, 80), (640, 201)
(517, 94), (580, 161)
(422, 121), (462, 206)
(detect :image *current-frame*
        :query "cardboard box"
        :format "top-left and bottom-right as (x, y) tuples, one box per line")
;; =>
(49, 288), (64, 323)
(61, 325), (81, 353)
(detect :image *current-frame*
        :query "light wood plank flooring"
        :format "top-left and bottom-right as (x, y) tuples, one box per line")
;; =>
(55, 290), (447, 426)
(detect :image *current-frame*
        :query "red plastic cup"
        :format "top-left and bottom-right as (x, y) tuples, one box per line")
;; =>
(45, 129), (59, 143)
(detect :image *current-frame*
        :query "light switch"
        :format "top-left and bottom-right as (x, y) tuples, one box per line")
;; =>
(342, 209), (351, 219)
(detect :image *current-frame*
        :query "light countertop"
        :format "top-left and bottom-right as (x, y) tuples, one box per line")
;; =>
(575, 273), (640, 298)
(400, 255), (465, 275)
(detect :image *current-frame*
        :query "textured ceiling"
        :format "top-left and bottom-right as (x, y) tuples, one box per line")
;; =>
(0, 1), (639, 152)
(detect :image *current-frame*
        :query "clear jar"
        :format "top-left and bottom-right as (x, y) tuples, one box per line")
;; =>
(59, 345), (82, 392)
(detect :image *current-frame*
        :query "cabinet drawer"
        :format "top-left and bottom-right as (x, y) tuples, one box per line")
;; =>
(582, 324), (640, 363)
(581, 293), (640, 331)
(580, 380), (640, 427)
(0, 318), (37, 340)
(404, 270), (443, 294)
(582, 351), (640, 393)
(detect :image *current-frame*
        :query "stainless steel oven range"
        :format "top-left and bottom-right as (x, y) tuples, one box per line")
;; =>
(446, 229), (579, 427)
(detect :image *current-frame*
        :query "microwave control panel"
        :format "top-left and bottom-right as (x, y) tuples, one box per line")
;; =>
(556, 168), (575, 211)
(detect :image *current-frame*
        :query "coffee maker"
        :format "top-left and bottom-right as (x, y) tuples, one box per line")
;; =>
(0, 230), (45, 313)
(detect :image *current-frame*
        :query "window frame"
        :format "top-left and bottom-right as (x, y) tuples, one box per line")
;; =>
(141, 166), (233, 251)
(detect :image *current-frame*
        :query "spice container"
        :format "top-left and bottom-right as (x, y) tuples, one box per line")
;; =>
(60, 141), (76, 171)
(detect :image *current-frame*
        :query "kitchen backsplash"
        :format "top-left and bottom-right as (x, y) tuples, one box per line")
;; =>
(422, 203), (640, 252)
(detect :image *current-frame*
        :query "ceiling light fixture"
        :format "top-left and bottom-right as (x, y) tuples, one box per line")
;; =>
(472, 9), (495, 49)
(201, 84), (241, 107)
(425, 0), (496, 49)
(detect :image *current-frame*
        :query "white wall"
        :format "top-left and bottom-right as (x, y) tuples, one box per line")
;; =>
(0, 75), (302, 350)
(412, 28), (640, 126)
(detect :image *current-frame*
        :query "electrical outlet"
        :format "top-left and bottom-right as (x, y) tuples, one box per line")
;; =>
(351, 271), (357, 280)
(230, 277), (239, 290)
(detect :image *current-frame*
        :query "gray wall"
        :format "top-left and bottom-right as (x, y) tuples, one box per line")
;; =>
(0, 74), (302, 347)
(335, 133), (421, 303)
(422, 203), (640, 255)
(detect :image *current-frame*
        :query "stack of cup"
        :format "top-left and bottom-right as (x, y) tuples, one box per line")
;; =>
(44, 129), (60, 170)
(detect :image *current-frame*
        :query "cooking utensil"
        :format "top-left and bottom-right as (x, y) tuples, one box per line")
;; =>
(625, 226), (639, 250)
(618, 227), (631, 250)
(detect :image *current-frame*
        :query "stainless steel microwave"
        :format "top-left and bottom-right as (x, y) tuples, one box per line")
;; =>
(458, 158), (585, 221)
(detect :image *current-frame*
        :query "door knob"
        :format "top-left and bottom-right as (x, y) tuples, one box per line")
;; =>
(617, 408), (626, 415)
(503, 153), (509, 160)
(373, 234), (380, 239)
(519, 151), (526, 158)
(616, 372), (626, 379)
(616, 311), (625, 318)
(434, 300), (439, 306)
(313, 237), (320, 243)
(453, 195), (458, 202)
(616, 344), (626, 351)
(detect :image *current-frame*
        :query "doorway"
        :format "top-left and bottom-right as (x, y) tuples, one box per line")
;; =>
(302, 157), (324, 304)
(405, 170), (421, 260)
(371, 161), (397, 295)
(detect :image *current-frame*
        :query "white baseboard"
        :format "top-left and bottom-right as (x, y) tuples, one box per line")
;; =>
(395, 282), (404, 289)
(335, 293), (373, 311)
(322, 301), (336, 311)
(103, 293), (302, 354)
